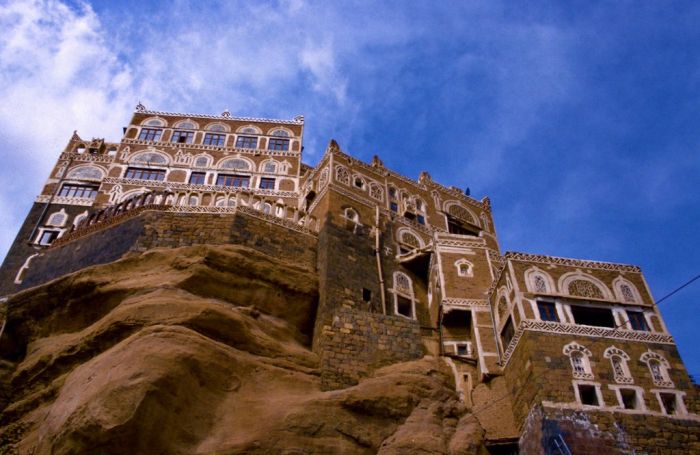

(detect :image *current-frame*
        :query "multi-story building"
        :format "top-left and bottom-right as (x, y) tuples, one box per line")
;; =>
(0, 105), (697, 453)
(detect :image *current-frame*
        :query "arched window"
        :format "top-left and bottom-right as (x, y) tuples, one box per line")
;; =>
(604, 347), (633, 384)
(525, 268), (555, 294)
(262, 161), (278, 173)
(640, 351), (674, 388)
(393, 272), (415, 319)
(130, 151), (169, 165)
(174, 120), (196, 129)
(335, 166), (350, 185)
(240, 126), (261, 134)
(67, 165), (105, 180)
(261, 202), (272, 215)
(73, 211), (88, 228)
(194, 155), (211, 168)
(563, 342), (594, 380)
(353, 176), (365, 189)
(143, 118), (166, 127)
(188, 195), (199, 206)
(369, 183), (384, 201)
(446, 203), (477, 225)
(343, 207), (360, 224)
(568, 279), (604, 299)
(46, 210), (67, 227)
(455, 259), (474, 278)
(206, 123), (228, 132)
(398, 229), (422, 250)
(219, 158), (251, 170)
(613, 277), (640, 303)
(270, 129), (290, 137)
(318, 168), (329, 189)
(533, 275), (547, 293)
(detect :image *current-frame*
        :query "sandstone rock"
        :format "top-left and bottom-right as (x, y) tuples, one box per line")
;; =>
(0, 245), (484, 454)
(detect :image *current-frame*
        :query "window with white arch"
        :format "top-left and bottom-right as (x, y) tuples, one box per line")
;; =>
(393, 271), (416, 319)
(613, 277), (640, 304)
(219, 157), (252, 171)
(343, 207), (360, 224)
(640, 351), (674, 388)
(335, 165), (350, 185)
(604, 346), (633, 384)
(563, 342), (594, 380)
(525, 268), (554, 294)
(130, 151), (169, 165)
(397, 229), (422, 252)
(455, 259), (474, 278)
(66, 165), (104, 180)
(46, 209), (68, 227)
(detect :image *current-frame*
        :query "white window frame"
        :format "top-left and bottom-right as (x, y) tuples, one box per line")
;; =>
(652, 389), (687, 416)
(608, 384), (646, 411)
(572, 380), (605, 408)
(454, 259), (474, 278)
(563, 341), (594, 380)
(391, 271), (416, 320)
(604, 346), (634, 384)
(640, 351), (674, 388)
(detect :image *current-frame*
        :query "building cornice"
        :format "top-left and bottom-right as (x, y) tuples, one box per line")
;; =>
(505, 251), (642, 273)
(136, 109), (304, 126)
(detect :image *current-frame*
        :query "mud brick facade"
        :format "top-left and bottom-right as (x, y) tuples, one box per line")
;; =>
(1, 105), (698, 453)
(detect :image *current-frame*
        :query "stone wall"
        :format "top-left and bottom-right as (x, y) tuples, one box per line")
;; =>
(18, 209), (317, 291)
(520, 404), (700, 454)
(318, 307), (423, 390)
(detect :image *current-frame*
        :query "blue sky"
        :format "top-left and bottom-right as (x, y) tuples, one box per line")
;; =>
(0, 1), (698, 376)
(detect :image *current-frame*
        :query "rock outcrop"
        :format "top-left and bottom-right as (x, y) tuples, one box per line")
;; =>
(0, 245), (484, 454)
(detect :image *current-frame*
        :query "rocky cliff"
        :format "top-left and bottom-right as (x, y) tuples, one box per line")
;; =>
(0, 245), (488, 454)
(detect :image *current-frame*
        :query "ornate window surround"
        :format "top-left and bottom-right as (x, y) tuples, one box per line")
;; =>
(604, 346), (634, 384)
(173, 118), (199, 129)
(396, 227), (424, 249)
(612, 276), (643, 304)
(563, 341), (594, 380)
(140, 116), (167, 127)
(46, 209), (68, 227)
(236, 124), (262, 134)
(455, 259), (474, 278)
(640, 351), (674, 388)
(391, 271), (417, 320)
(217, 156), (254, 171)
(524, 267), (556, 294)
(204, 122), (231, 132)
(66, 164), (106, 181)
(129, 149), (171, 166)
(559, 271), (614, 300)
(267, 126), (294, 137)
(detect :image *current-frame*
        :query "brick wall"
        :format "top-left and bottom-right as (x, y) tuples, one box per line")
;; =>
(18, 210), (317, 291)
(318, 307), (423, 390)
(520, 404), (700, 454)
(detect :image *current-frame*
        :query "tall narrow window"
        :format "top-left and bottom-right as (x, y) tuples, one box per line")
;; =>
(537, 301), (559, 322)
(393, 272), (415, 319)
(604, 347), (633, 384)
(627, 311), (649, 331)
(563, 342), (594, 380)
(501, 317), (514, 348)
(640, 351), (674, 388)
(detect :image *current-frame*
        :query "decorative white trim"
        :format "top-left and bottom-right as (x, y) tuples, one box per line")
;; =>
(35, 195), (94, 206)
(524, 266), (556, 294)
(391, 271), (417, 320)
(640, 350), (674, 388)
(138, 109), (304, 125)
(506, 251), (641, 273)
(563, 341), (594, 380)
(559, 271), (614, 300)
(572, 379), (605, 407)
(455, 259), (474, 278)
(608, 384), (646, 411)
(612, 276), (643, 304)
(501, 320), (675, 366)
(604, 346), (634, 384)
(652, 389), (688, 416)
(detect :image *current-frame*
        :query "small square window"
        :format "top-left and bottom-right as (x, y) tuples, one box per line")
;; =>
(354, 178), (364, 188)
(457, 344), (469, 356)
(38, 230), (60, 246)
(578, 384), (599, 406)
(189, 172), (206, 185)
(390, 202), (398, 212)
(417, 214), (425, 225)
(660, 393), (678, 415)
(620, 389), (638, 409)
(362, 288), (372, 302)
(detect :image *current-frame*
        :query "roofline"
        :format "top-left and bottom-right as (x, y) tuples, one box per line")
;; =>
(504, 251), (641, 273)
(135, 109), (304, 126)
